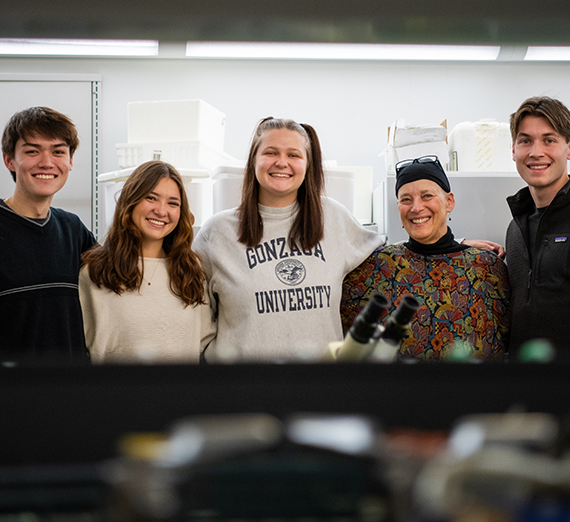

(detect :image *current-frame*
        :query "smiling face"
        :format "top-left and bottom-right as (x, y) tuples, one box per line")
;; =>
(3, 134), (73, 205)
(254, 128), (308, 207)
(397, 179), (455, 245)
(131, 176), (181, 258)
(513, 115), (570, 207)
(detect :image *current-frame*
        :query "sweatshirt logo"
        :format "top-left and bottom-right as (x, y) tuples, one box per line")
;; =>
(555, 237), (568, 243)
(246, 237), (326, 270)
(275, 259), (306, 286)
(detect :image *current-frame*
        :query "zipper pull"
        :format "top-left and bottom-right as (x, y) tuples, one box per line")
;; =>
(528, 268), (532, 290)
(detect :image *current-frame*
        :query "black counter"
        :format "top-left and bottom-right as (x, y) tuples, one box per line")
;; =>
(1, 362), (568, 465)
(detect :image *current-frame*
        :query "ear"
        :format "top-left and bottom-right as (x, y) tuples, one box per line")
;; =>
(3, 152), (14, 172)
(446, 192), (455, 213)
(512, 141), (516, 161)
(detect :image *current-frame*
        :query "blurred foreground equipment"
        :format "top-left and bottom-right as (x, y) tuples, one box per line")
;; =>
(109, 413), (391, 521)
(414, 412), (570, 522)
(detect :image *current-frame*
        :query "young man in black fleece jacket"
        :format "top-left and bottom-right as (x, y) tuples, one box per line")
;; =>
(506, 96), (570, 356)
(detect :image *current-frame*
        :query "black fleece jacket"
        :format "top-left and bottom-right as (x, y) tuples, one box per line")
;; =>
(506, 177), (570, 354)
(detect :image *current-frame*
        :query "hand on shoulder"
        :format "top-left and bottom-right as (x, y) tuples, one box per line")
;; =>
(462, 239), (505, 259)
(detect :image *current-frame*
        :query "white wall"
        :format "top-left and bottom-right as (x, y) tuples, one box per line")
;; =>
(1, 55), (569, 240)
(1, 56), (569, 179)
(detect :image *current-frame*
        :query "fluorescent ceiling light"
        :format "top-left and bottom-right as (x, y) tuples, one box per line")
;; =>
(525, 46), (570, 61)
(186, 42), (501, 61)
(0, 39), (159, 56)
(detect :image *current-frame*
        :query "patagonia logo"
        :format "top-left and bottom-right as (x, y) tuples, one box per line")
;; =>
(555, 237), (568, 243)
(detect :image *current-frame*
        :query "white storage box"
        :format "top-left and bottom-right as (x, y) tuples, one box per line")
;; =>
(324, 169), (355, 213)
(212, 165), (245, 214)
(384, 119), (449, 173)
(385, 142), (450, 174)
(116, 140), (238, 171)
(98, 168), (134, 235)
(337, 166), (373, 224)
(98, 167), (211, 234)
(127, 99), (226, 151)
(211, 165), (357, 215)
(390, 122), (447, 148)
(448, 119), (515, 172)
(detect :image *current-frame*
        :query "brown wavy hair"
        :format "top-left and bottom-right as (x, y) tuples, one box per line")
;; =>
(82, 160), (205, 306)
(237, 117), (325, 250)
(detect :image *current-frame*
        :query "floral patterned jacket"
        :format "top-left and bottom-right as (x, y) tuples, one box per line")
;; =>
(340, 244), (510, 361)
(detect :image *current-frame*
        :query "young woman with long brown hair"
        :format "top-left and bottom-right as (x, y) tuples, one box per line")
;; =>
(194, 117), (385, 362)
(79, 160), (215, 363)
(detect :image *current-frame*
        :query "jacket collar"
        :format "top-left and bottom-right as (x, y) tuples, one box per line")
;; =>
(508, 176), (570, 217)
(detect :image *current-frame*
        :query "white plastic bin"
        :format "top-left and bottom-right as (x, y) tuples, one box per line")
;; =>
(116, 140), (238, 171)
(448, 119), (515, 172)
(385, 119), (449, 173)
(98, 167), (211, 235)
(98, 168), (134, 235)
(211, 165), (245, 214)
(127, 99), (226, 152)
(324, 169), (355, 213)
(211, 165), (357, 215)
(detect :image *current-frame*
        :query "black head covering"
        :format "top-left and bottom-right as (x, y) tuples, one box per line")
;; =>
(395, 157), (451, 195)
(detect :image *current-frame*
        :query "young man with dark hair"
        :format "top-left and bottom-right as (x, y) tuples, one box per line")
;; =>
(507, 96), (570, 354)
(0, 106), (95, 363)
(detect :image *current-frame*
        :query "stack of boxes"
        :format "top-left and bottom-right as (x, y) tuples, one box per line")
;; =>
(98, 100), (377, 235)
(384, 119), (449, 173)
(99, 99), (239, 233)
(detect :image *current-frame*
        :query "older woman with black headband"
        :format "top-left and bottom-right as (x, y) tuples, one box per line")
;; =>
(341, 156), (510, 362)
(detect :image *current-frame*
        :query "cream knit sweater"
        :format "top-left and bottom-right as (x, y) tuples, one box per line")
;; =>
(79, 258), (216, 364)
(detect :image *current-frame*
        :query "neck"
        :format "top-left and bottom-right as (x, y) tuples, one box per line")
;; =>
(406, 227), (467, 255)
(258, 192), (298, 208)
(5, 193), (52, 219)
(141, 240), (166, 259)
(529, 175), (569, 208)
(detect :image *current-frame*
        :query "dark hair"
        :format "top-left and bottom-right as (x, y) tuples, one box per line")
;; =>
(510, 96), (570, 143)
(2, 106), (79, 181)
(82, 160), (206, 306)
(237, 117), (325, 250)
